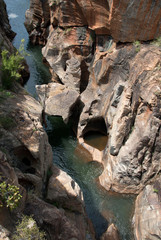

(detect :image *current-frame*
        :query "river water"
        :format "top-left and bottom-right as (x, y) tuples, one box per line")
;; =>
(4, 0), (135, 239)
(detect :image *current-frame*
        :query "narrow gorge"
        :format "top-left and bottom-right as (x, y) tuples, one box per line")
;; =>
(0, 0), (161, 240)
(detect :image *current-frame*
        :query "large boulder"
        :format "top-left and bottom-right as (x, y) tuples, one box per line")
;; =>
(100, 223), (120, 240)
(36, 82), (80, 123)
(41, 26), (93, 92)
(47, 166), (84, 213)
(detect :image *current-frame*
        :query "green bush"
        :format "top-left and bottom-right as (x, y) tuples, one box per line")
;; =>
(151, 37), (161, 47)
(0, 115), (15, 130)
(1, 49), (24, 89)
(0, 181), (22, 210)
(12, 215), (46, 240)
(1, 39), (27, 89)
(133, 40), (141, 52)
(0, 88), (14, 103)
(153, 188), (159, 193)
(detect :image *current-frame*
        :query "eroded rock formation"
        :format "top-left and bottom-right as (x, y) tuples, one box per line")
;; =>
(0, 0), (16, 41)
(25, 0), (161, 44)
(133, 176), (161, 240)
(0, 2), (95, 238)
(27, 1), (161, 239)
(37, 42), (161, 195)
(0, 86), (53, 195)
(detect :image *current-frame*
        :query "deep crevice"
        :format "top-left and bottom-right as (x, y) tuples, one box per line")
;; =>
(82, 117), (107, 138)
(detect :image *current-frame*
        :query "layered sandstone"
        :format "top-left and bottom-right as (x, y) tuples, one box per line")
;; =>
(110, 0), (161, 42)
(38, 42), (161, 194)
(133, 176), (161, 240)
(25, 0), (161, 44)
(79, 43), (161, 194)
(25, 0), (50, 45)
(0, 0), (16, 41)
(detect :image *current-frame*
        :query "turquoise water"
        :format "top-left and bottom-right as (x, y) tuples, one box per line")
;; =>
(4, 0), (135, 239)
(46, 116), (135, 240)
(5, 0), (51, 96)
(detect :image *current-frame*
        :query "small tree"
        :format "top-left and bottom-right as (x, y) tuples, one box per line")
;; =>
(1, 39), (27, 89)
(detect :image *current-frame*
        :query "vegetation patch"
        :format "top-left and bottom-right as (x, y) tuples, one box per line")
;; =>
(1, 39), (28, 89)
(153, 188), (158, 193)
(0, 88), (14, 103)
(0, 115), (15, 130)
(0, 181), (22, 210)
(12, 215), (46, 240)
(133, 40), (141, 52)
(151, 37), (161, 47)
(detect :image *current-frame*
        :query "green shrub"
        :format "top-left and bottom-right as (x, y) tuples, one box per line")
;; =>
(153, 188), (159, 193)
(0, 115), (15, 130)
(151, 37), (161, 47)
(12, 215), (46, 240)
(0, 181), (22, 210)
(133, 40), (141, 52)
(1, 39), (27, 89)
(0, 88), (14, 103)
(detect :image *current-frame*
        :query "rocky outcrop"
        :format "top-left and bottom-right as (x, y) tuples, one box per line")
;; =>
(0, 87), (95, 238)
(0, 87), (53, 195)
(25, 0), (161, 45)
(81, 44), (161, 194)
(47, 166), (84, 212)
(0, 0), (16, 41)
(38, 42), (161, 194)
(133, 176), (161, 240)
(41, 26), (93, 93)
(0, 0), (15, 55)
(100, 223), (120, 240)
(24, 195), (95, 240)
(36, 82), (80, 122)
(24, 0), (50, 45)
(109, 0), (161, 42)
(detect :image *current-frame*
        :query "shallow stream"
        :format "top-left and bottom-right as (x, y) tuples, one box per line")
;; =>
(5, 0), (135, 239)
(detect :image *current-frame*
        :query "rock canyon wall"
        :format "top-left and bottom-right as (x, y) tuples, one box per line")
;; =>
(0, 1), (95, 239)
(25, 0), (161, 192)
(0, 0), (160, 239)
(24, 0), (161, 239)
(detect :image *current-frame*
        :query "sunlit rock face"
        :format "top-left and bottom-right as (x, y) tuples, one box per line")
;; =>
(24, 0), (50, 45)
(0, 0), (16, 57)
(30, 0), (161, 194)
(88, 44), (161, 194)
(41, 26), (93, 93)
(133, 176), (161, 240)
(0, 89), (53, 188)
(109, 0), (161, 42)
(0, 0), (16, 41)
(25, 0), (160, 44)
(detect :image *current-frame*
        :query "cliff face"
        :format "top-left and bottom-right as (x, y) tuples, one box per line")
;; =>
(0, 1), (95, 239)
(26, 0), (161, 194)
(25, 0), (161, 44)
(24, 1), (161, 239)
(0, 0), (16, 41)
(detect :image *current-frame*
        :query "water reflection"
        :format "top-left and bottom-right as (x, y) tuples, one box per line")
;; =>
(46, 116), (135, 240)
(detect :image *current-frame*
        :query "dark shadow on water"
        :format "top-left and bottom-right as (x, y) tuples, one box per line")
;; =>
(45, 116), (135, 240)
